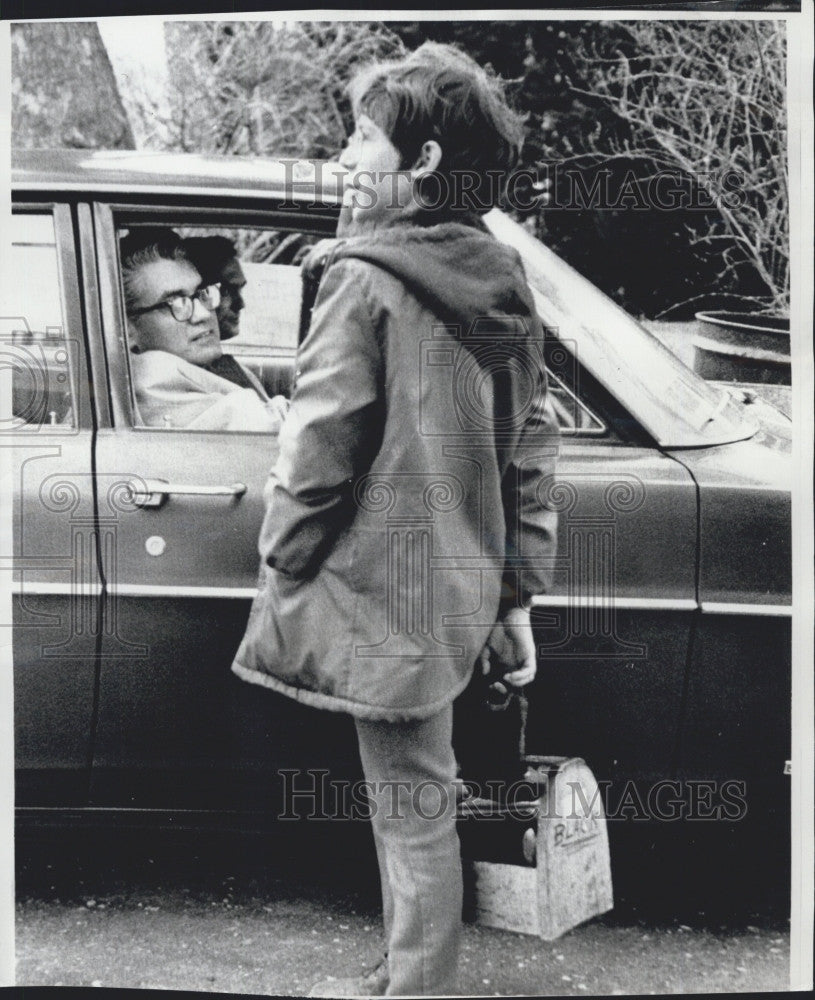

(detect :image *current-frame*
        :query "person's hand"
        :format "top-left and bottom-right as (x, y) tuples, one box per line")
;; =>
(478, 606), (537, 688)
(296, 238), (339, 275)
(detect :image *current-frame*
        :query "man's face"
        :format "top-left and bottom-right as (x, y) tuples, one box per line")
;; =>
(338, 114), (409, 225)
(216, 257), (246, 340)
(127, 258), (222, 367)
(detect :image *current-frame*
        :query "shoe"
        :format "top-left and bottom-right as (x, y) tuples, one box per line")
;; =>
(307, 958), (389, 998)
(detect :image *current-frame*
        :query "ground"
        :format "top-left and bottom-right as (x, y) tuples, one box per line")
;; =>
(15, 827), (789, 996)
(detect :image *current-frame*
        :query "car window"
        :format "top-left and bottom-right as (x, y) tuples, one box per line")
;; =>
(1, 212), (76, 431)
(116, 223), (320, 431)
(545, 367), (606, 436)
(542, 336), (607, 437)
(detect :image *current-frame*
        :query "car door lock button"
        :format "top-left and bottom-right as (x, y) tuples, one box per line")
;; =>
(145, 535), (167, 557)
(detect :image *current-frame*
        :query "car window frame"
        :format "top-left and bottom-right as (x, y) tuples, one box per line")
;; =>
(6, 200), (93, 434)
(94, 201), (334, 434)
(544, 367), (607, 438)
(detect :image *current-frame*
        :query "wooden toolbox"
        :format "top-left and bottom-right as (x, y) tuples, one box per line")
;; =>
(457, 755), (614, 941)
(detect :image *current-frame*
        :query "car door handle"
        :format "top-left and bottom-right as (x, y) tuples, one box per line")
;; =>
(128, 478), (247, 509)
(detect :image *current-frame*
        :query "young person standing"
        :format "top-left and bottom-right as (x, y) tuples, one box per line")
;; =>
(233, 42), (559, 996)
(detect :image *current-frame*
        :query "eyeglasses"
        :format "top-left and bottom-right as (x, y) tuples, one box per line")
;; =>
(129, 283), (221, 323)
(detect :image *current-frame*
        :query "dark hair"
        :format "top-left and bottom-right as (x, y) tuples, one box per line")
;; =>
(120, 227), (189, 313)
(349, 41), (525, 212)
(184, 235), (238, 286)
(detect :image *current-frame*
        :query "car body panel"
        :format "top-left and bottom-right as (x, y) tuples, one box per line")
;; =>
(674, 438), (791, 608)
(85, 196), (359, 808)
(669, 434), (791, 793)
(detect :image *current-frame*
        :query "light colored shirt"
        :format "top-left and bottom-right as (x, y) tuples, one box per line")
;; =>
(131, 349), (288, 432)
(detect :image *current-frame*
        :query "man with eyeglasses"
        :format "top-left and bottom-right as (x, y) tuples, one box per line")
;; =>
(121, 228), (287, 432)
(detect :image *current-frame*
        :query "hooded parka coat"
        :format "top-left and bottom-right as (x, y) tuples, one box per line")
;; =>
(232, 216), (559, 722)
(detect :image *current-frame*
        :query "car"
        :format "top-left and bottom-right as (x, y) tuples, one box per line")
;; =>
(6, 150), (791, 903)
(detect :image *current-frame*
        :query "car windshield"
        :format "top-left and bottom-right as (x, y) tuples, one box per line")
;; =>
(485, 210), (758, 449)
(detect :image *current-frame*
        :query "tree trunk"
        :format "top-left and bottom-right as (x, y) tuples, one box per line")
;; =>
(12, 22), (135, 149)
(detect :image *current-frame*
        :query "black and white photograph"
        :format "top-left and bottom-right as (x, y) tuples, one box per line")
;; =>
(1, 3), (813, 997)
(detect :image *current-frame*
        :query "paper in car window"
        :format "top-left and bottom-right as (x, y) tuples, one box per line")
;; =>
(3, 216), (64, 338)
(5, 247), (64, 337)
(230, 261), (301, 351)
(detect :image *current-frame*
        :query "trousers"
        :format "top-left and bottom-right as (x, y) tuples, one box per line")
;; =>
(355, 705), (461, 996)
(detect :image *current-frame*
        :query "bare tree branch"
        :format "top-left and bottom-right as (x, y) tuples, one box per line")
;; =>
(569, 20), (788, 313)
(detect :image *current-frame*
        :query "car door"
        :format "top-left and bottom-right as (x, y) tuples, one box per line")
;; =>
(5, 204), (101, 807)
(87, 202), (356, 814)
(523, 342), (699, 798)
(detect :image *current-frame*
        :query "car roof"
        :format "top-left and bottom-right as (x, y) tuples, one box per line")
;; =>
(11, 149), (346, 203)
